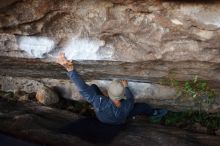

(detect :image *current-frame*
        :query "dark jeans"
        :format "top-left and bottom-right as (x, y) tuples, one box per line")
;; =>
(91, 84), (154, 118)
(128, 103), (154, 118)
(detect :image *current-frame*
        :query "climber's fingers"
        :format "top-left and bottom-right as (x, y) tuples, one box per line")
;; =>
(56, 52), (68, 65)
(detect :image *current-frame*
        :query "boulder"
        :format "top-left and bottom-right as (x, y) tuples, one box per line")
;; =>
(36, 85), (59, 105)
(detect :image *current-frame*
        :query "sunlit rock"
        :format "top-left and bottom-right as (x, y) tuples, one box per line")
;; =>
(18, 36), (55, 58)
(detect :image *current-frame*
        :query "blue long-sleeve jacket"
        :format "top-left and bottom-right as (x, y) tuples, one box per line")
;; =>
(67, 70), (134, 125)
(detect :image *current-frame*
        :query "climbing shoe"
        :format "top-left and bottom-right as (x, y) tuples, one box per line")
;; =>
(152, 109), (168, 118)
(149, 109), (168, 123)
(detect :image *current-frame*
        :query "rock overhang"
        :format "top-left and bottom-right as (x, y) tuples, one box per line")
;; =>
(0, 0), (219, 112)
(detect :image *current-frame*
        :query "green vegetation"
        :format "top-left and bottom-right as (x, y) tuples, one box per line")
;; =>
(160, 74), (217, 109)
(148, 111), (220, 133)
(183, 76), (216, 103)
(156, 75), (219, 133)
(167, 74), (216, 99)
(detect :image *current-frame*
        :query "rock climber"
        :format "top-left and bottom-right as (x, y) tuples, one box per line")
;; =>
(56, 52), (167, 125)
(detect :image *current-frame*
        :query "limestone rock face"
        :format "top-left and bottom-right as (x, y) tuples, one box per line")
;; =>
(0, 0), (219, 62)
(36, 86), (59, 105)
(0, 0), (219, 111)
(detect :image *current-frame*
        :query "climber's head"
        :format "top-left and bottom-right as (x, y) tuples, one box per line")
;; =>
(107, 79), (126, 101)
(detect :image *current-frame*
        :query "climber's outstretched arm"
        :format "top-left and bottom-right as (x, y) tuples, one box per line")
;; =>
(56, 52), (89, 91)
(56, 52), (98, 103)
(67, 69), (89, 92)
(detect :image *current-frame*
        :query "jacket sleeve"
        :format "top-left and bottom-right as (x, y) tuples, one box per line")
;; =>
(125, 87), (134, 101)
(67, 70), (96, 103)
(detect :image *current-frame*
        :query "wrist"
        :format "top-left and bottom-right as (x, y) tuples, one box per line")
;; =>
(66, 66), (74, 71)
(64, 62), (74, 71)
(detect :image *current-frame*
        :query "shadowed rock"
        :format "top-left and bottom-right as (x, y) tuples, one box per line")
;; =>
(0, 98), (219, 146)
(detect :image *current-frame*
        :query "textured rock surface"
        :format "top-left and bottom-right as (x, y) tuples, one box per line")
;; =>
(0, 98), (219, 146)
(1, 73), (219, 113)
(36, 85), (59, 105)
(0, 56), (219, 112)
(0, 0), (219, 62)
(0, 0), (219, 111)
